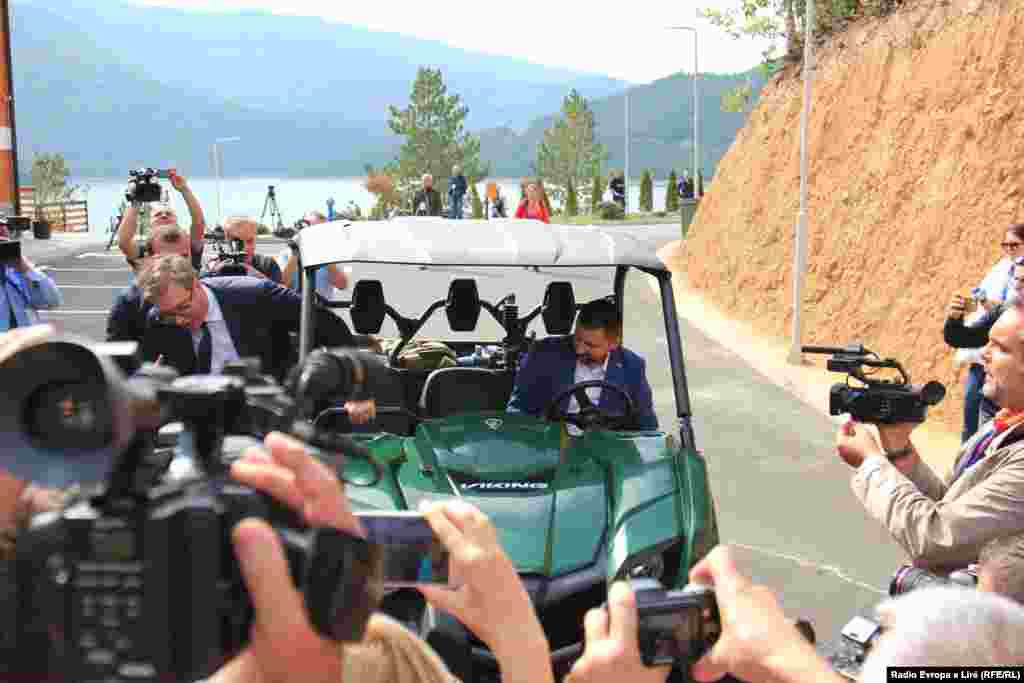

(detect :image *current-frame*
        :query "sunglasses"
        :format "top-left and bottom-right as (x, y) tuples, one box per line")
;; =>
(1002, 241), (1024, 249)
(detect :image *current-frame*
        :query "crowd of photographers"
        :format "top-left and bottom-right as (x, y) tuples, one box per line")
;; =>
(4, 174), (1024, 679)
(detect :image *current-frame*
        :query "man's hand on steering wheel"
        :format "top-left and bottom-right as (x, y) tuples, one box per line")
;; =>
(544, 380), (637, 431)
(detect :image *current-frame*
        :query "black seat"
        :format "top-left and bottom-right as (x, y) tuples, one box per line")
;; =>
(419, 367), (513, 419)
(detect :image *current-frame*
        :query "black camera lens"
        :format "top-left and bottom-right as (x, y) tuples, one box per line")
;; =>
(889, 565), (949, 596)
(24, 382), (114, 451)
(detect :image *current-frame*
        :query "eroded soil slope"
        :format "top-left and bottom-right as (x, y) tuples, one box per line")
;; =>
(686, 0), (1024, 433)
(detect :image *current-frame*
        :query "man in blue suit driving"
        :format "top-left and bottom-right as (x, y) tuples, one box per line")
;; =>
(507, 299), (658, 431)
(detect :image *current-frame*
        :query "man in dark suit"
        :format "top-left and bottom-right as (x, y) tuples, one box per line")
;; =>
(107, 223), (194, 344)
(507, 299), (658, 431)
(136, 255), (375, 423)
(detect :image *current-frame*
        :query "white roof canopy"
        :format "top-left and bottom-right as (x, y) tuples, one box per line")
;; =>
(296, 217), (670, 271)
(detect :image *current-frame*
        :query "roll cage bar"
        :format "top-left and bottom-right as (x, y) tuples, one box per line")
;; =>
(295, 252), (697, 451)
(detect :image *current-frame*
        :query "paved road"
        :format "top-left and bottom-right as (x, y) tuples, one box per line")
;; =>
(23, 229), (904, 654)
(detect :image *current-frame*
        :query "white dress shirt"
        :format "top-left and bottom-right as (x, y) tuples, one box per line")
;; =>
(566, 356), (609, 436)
(192, 284), (240, 373)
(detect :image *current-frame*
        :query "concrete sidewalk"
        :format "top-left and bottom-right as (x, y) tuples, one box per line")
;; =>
(657, 241), (962, 476)
(15, 231), (111, 264)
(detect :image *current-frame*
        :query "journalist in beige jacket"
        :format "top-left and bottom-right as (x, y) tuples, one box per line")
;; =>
(837, 304), (1024, 574)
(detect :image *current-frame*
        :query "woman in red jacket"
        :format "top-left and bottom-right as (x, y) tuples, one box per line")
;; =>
(515, 181), (550, 223)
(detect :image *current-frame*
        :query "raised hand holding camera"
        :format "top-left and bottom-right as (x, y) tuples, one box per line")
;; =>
(125, 168), (176, 205)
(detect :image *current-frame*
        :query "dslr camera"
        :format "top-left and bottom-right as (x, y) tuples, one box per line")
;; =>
(0, 338), (395, 682)
(126, 168), (175, 205)
(827, 565), (977, 679)
(802, 344), (946, 424)
(615, 579), (813, 680)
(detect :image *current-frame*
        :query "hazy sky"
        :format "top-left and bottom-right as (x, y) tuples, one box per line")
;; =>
(123, 0), (776, 83)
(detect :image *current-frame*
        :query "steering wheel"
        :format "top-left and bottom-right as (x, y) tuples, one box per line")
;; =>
(544, 380), (637, 431)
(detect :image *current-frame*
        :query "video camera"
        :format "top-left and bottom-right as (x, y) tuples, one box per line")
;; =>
(802, 344), (946, 424)
(126, 168), (175, 205)
(203, 226), (249, 276)
(0, 338), (394, 681)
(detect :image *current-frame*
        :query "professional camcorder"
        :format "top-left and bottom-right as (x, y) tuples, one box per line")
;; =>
(126, 168), (174, 204)
(802, 344), (946, 424)
(203, 226), (249, 276)
(0, 338), (394, 682)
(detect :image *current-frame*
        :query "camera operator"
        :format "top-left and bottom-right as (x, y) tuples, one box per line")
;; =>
(413, 174), (443, 217)
(136, 255), (375, 422)
(200, 433), (554, 683)
(118, 171), (207, 270)
(944, 257), (1024, 441)
(0, 225), (62, 332)
(281, 211), (349, 298)
(837, 301), (1024, 573)
(107, 223), (199, 344)
(208, 216), (283, 283)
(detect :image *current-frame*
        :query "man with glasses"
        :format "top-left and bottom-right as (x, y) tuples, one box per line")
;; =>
(116, 171), (206, 271)
(207, 216), (283, 282)
(944, 257), (1024, 437)
(135, 255), (374, 423)
(840, 292), (1024, 573)
(107, 224), (197, 344)
(949, 225), (1024, 442)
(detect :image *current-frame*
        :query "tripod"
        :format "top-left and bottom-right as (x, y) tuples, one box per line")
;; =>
(260, 185), (285, 232)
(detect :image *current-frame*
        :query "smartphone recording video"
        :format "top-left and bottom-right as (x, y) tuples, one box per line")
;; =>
(356, 511), (451, 588)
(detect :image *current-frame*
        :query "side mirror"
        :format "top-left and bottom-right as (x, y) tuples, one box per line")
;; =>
(542, 282), (576, 335)
(350, 280), (386, 334)
(446, 279), (481, 332)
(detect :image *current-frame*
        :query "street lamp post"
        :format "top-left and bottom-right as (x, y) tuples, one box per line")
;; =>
(212, 136), (241, 228)
(788, 0), (815, 365)
(668, 26), (699, 198)
(624, 87), (630, 214)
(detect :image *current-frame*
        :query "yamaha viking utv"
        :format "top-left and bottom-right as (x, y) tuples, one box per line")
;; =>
(291, 217), (720, 680)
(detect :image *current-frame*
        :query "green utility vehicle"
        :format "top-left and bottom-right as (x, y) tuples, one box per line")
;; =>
(293, 216), (719, 679)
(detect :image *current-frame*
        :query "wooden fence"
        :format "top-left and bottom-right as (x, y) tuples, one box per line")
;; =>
(17, 186), (90, 232)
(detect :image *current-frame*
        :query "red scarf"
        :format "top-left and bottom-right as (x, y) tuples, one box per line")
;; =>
(955, 408), (1024, 479)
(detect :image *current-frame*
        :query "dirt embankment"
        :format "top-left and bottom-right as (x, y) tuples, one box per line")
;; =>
(685, 0), (1024, 433)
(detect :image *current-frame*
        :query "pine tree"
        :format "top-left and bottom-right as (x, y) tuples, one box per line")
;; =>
(639, 170), (654, 212)
(565, 177), (579, 217)
(665, 170), (679, 213)
(469, 181), (484, 218)
(387, 67), (489, 207)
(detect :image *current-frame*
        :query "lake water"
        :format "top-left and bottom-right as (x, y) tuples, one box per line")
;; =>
(69, 176), (677, 235)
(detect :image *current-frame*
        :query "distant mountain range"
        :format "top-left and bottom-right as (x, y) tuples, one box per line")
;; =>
(10, 0), (764, 179)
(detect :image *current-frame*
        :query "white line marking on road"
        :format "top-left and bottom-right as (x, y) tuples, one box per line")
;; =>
(731, 542), (885, 595)
(38, 310), (109, 315)
(77, 252), (122, 259)
(39, 268), (128, 272)
(53, 285), (125, 289)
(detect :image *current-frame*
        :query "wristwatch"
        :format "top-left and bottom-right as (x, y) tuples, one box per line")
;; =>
(884, 445), (914, 461)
